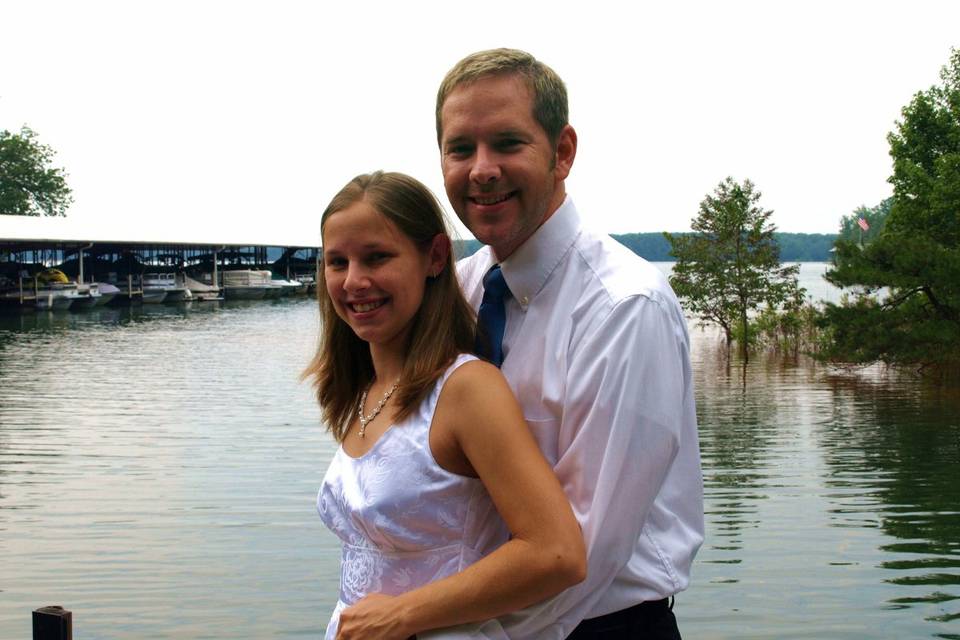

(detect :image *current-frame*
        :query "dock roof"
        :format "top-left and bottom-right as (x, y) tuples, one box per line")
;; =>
(0, 214), (320, 249)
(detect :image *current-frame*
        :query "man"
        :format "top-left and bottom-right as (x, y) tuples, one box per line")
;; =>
(432, 49), (704, 638)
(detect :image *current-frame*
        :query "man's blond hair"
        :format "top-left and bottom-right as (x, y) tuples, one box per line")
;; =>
(435, 48), (568, 146)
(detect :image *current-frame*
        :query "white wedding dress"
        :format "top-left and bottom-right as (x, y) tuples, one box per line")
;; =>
(317, 354), (509, 638)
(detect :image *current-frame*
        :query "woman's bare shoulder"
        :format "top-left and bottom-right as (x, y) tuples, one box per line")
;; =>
(443, 358), (510, 401)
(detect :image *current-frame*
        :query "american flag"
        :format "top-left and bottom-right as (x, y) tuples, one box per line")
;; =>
(857, 217), (870, 232)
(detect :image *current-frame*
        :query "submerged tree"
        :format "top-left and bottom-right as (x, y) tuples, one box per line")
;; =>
(666, 177), (802, 363)
(819, 49), (960, 374)
(0, 126), (73, 216)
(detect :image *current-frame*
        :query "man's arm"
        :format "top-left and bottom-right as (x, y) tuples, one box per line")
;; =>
(424, 294), (701, 639)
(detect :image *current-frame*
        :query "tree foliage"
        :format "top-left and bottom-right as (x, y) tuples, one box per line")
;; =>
(666, 177), (803, 363)
(819, 49), (960, 373)
(0, 126), (73, 216)
(769, 233), (836, 261)
(837, 198), (891, 244)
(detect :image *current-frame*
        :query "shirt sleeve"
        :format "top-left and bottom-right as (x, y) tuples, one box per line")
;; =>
(422, 293), (695, 639)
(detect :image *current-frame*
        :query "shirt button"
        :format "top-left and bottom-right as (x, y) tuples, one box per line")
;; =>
(521, 296), (529, 305)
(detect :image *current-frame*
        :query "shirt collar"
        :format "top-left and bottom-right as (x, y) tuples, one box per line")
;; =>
(499, 195), (580, 310)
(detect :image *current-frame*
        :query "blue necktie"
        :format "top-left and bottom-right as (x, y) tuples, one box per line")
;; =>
(476, 265), (511, 367)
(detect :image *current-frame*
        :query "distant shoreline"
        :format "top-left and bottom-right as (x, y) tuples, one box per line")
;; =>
(455, 232), (837, 263)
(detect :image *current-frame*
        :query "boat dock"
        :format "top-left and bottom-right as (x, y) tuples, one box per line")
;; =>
(1, 216), (320, 311)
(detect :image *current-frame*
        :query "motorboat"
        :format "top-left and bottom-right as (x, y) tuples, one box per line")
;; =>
(28, 270), (84, 311)
(143, 273), (192, 302)
(109, 276), (167, 304)
(271, 275), (304, 296)
(183, 274), (223, 302)
(93, 282), (120, 306)
(35, 283), (84, 311)
(294, 274), (317, 294)
(72, 283), (105, 309)
(221, 270), (272, 300)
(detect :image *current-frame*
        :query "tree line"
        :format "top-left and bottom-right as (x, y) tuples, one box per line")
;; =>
(457, 232), (837, 262)
(613, 231), (836, 262)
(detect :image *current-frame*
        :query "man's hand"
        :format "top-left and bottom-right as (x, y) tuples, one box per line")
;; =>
(337, 593), (415, 640)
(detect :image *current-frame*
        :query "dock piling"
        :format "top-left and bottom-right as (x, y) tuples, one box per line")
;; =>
(33, 605), (72, 640)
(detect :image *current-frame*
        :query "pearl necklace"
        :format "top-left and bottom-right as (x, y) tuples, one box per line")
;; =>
(357, 379), (399, 438)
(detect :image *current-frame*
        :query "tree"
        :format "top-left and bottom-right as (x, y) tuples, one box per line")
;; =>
(819, 49), (960, 374)
(665, 177), (803, 363)
(837, 198), (891, 245)
(0, 126), (73, 216)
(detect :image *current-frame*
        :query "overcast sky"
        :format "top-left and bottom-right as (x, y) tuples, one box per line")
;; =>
(2, 0), (958, 245)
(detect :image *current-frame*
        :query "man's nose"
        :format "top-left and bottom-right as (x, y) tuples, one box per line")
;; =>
(469, 146), (501, 184)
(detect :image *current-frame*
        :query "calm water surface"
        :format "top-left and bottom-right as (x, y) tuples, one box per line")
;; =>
(1, 265), (958, 639)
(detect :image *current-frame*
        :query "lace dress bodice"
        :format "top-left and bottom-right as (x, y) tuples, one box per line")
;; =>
(317, 354), (509, 638)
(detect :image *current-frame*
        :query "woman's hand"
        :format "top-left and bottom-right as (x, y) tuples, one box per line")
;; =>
(336, 593), (414, 640)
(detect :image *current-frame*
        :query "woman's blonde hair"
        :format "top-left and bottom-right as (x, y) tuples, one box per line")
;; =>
(303, 171), (476, 442)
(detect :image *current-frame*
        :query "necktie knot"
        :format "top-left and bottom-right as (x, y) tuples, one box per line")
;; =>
(482, 264), (510, 300)
(475, 265), (511, 367)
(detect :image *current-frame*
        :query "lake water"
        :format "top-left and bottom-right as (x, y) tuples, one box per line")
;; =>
(1, 264), (958, 639)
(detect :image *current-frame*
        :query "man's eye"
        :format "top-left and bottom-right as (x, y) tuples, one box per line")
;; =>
(497, 139), (521, 150)
(446, 144), (473, 157)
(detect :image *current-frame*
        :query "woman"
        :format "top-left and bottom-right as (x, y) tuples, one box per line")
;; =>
(304, 171), (585, 639)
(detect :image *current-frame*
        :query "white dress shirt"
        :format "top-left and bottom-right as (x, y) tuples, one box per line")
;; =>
(424, 196), (704, 639)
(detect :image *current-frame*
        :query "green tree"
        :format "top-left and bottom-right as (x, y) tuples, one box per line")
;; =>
(837, 198), (891, 245)
(0, 126), (73, 216)
(665, 177), (803, 363)
(819, 49), (960, 373)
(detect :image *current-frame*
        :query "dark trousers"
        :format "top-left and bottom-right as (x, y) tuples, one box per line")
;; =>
(566, 598), (681, 639)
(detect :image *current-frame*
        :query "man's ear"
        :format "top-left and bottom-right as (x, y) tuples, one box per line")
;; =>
(553, 124), (577, 181)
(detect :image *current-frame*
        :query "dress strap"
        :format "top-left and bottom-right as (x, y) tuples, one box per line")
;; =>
(439, 353), (479, 387)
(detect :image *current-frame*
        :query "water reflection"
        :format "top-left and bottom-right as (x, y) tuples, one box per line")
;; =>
(0, 299), (334, 639)
(689, 328), (960, 638)
(1, 299), (959, 638)
(817, 376), (960, 628)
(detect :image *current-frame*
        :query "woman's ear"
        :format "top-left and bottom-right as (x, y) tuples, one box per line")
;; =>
(427, 234), (451, 277)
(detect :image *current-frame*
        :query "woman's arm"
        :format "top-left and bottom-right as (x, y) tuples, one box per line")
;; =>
(335, 360), (586, 640)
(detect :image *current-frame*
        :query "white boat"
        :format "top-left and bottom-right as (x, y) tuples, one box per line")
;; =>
(255, 271), (285, 298)
(294, 274), (317, 294)
(221, 270), (272, 300)
(183, 274), (223, 301)
(112, 279), (167, 304)
(35, 283), (84, 311)
(72, 283), (104, 308)
(93, 282), (120, 306)
(30, 272), (86, 311)
(141, 288), (168, 304)
(143, 273), (192, 303)
(271, 276), (304, 296)
(1, 271), (111, 311)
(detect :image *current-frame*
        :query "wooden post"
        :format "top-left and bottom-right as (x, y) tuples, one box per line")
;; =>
(33, 605), (71, 640)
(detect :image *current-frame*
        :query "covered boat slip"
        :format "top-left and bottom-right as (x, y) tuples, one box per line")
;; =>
(0, 217), (320, 311)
